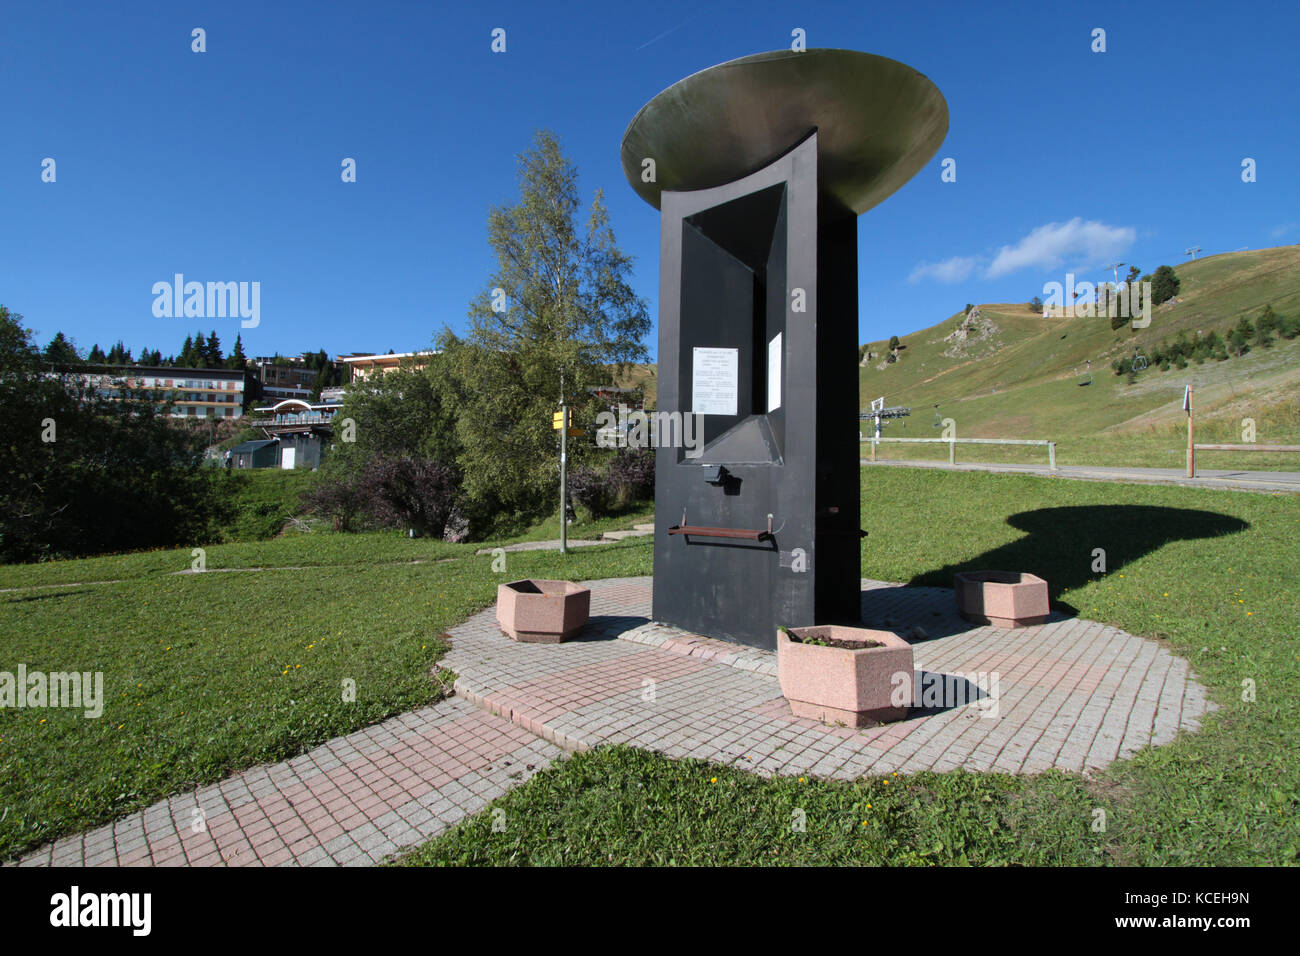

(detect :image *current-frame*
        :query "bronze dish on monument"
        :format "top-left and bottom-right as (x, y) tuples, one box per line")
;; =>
(620, 48), (948, 214)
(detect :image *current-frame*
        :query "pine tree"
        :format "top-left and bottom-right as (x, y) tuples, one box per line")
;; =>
(87, 344), (107, 363)
(1227, 328), (1249, 356)
(227, 334), (248, 370)
(206, 330), (223, 368)
(43, 332), (80, 364)
(1151, 265), (1181, 306)
(1256, 305), (1279, 335)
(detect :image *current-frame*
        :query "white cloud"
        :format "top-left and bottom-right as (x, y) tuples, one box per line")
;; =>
(908, 256), (980, 284)
(985, 218), (1135, 278)
(1269, 223), (1297, 240)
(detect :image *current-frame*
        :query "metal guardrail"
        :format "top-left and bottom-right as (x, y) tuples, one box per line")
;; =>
(1193, 444), (1300, 452)
(1189, 443), (1300, 477)
(861, 436), (1057, 470)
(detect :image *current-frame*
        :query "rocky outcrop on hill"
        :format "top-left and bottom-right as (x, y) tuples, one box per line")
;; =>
(941, 308), (1001, 358)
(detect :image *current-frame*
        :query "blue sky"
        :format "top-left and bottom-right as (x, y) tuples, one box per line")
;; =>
(4, 0), (1297, 363)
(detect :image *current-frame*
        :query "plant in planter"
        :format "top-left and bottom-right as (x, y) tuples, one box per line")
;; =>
(776, 624), (914, 727)
(953, 571), (1049, 628)
(496, 579), (591, 643)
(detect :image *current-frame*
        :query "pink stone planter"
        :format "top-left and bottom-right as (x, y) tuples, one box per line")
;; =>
(496, 579), (591, 643)
(776, 625), (914, 727)
(954, 571), (1049, 628)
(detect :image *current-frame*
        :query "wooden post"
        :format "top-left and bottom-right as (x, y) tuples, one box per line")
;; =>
(1048, 441), (1056, 471)
(948, 438), (955, 465)
(1185, 385), (1195, 478)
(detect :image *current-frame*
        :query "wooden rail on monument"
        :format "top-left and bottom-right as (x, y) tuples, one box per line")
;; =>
(667, 526), (772, 541)
(668, 512), (775, 541)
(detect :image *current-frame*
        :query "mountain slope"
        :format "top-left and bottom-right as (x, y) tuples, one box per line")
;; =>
(857, 245), (1300, 447)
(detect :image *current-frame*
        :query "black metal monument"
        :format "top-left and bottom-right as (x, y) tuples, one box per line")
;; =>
(620, 49), (947, 649)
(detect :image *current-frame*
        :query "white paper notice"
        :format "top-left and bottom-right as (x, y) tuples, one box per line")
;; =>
(767, 333), (782, 412)
(692, 347), (738, 416)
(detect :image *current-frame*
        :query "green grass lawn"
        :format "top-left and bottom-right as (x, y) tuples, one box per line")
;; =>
(394, 746), (1104, 866)
(399, 468), (1300, 866)
(0, 533), (651, 860)
(4, 468), (1297, 865)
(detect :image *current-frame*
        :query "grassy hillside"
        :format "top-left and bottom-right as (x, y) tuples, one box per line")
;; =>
(856, 245), (1300, 467)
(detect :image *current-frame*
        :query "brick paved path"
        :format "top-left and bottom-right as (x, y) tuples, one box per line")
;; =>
(19, 576), (1213, 866)
(18, 697), (559, 867)
(447, 577), (1214, 777)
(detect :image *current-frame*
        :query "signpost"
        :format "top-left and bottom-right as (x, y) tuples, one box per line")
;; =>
(554, 405), (569, 553)
(1184, 385), (1194, 478)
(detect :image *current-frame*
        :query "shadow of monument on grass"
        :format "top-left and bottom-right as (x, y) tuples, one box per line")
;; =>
(904, 504), (1248, 611)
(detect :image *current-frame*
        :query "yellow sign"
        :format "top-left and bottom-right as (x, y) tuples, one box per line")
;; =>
(552, 409), (568, 430)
